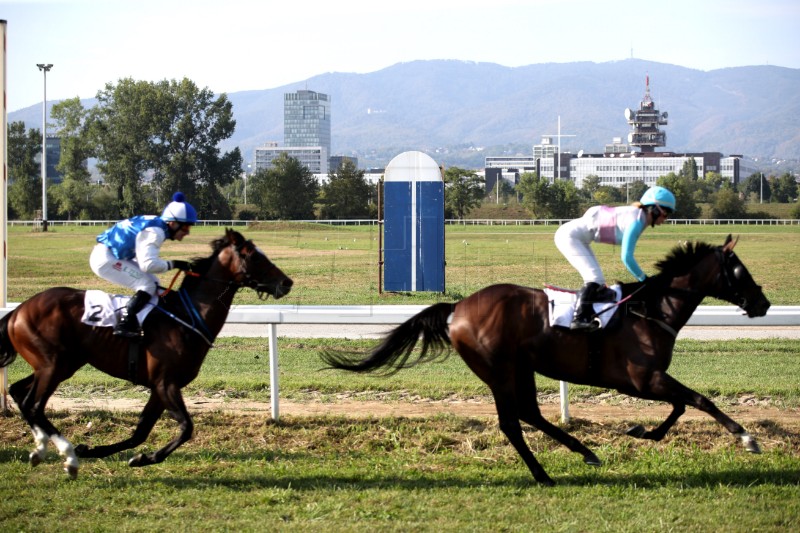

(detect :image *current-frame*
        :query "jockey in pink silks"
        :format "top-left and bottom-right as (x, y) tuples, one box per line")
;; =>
(554, 185), (676, 331)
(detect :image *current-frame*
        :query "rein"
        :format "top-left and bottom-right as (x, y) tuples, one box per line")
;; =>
(153, 256), (245, 346)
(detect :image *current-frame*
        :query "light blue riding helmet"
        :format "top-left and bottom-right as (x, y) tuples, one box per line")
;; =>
(161, 192), (198, 223)
(640, 186), (676, 212)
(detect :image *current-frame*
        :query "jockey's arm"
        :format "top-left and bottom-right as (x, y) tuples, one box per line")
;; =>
(135, 227), (171, 273)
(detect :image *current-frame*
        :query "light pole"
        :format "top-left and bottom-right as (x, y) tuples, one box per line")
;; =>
(37, 63), (53, 231)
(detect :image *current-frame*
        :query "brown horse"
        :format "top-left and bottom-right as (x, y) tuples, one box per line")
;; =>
(321, 235), (771, 486)
(0, 229), (292, 478)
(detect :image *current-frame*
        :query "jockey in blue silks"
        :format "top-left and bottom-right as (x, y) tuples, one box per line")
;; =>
(554, 185), (676, 331)
(89, 192), (198, 337)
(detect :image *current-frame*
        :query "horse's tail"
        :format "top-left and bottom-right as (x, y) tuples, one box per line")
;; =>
(320, 302), (454, 376)
(0, 312), (18, 368)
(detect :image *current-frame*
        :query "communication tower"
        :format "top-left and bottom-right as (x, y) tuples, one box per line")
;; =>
(625, 76), (668, 152)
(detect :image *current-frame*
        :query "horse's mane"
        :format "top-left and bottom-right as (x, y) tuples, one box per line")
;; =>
(653, 240), (717, 278)
(619, 240), (718, 307)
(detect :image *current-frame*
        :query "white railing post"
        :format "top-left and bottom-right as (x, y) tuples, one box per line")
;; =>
(268, 323), (280, 421)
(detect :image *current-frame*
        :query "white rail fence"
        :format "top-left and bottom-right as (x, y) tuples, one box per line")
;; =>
(2, 304), (799, 419)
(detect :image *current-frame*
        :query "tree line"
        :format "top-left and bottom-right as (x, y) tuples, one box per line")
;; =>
(6, 76), (799, 222)
(495, 158), (799, 220)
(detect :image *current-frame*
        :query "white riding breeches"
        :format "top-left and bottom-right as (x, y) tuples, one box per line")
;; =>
(554, 220), (605, 285)
(89, 243), (158, 294)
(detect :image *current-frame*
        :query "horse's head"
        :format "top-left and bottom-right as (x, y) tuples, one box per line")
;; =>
(711, 235), (770, 318)
(215, 229), (293, 299)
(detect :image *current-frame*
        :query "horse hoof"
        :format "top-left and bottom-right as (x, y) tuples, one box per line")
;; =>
(537, 476), (556, 487)
(29, 451), (42, 468)
(74, 444), (89, 457)
(64, 464), (78, 480)
(128, 454), (150, 467)
(741, 433), (761, 454)
(626, 425), (646, 438)
(584, 454), (602, 467)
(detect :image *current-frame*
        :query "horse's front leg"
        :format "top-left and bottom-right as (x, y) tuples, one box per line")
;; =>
(75, 393), (165, 459)
(129, 384), (194, 467)
(625, 402), (685, 441)
(625, 372), (760, 453)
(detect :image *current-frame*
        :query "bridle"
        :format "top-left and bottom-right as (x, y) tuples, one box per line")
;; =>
(714, 248), (753, 311)
(606, 245), (750, 338)
(163, 241), (278, 300)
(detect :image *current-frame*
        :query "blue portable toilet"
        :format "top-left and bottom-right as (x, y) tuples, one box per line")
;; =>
(383, 151), (445, 292)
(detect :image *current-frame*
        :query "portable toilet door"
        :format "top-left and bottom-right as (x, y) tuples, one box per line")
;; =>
(383, 151), (445, 292)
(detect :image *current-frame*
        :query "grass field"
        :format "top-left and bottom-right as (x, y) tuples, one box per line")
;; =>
(6, 222), (800, 304)
(1, 223), (799, 531)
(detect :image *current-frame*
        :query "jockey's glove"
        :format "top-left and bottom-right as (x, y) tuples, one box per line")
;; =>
(169, 260), (192, 271)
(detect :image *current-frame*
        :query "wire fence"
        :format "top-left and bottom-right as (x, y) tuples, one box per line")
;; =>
(8, 218), (800, 228)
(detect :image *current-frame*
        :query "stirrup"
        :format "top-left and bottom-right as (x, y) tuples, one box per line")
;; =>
(114, 314), (142, 338)
(570, 317), (601, 332)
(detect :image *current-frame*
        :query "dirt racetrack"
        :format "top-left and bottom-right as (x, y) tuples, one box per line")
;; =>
(40, 394), (800, 425)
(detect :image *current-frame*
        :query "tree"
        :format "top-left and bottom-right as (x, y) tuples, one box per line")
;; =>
(740, 173), (770, 203)
(694, 171), (728, 203)
(444, 166), (484, 220)
(88, 77), (241, 218)
(580, 175), (601, 201)
(148, 78), (242, 218)
(50, 97), (95, 219)
(548, 179), (583, 219)
(710, 187), (747, 219)
(319, 160), (374, 219)
(89, 78), (162, 216)
(679, 157), (699, 181)
(594, 185), (623, 205)
(487, 177), (515, 204)
(7, 121), (42, 218)
(657, 172), (701, 219)
(249, 153), (319, 219)
(517, 172), (549, 218)
(771, 172), (798, 203)
(627, 180), (649, 204)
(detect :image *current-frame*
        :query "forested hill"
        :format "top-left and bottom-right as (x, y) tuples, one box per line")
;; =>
(10, 59), (800, 169)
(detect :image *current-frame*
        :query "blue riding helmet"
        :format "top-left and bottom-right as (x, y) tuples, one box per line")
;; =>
(161, 192), (198, 223)
(640, 186), (676, 212)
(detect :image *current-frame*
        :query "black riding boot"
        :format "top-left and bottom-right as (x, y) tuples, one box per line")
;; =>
(114, 290), (151, 338)
(570, 282), (601, 332)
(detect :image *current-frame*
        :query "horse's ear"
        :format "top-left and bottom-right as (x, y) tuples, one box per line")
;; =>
(723, 234), (738, 253)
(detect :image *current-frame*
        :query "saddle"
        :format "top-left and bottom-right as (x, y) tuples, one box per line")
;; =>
(81, 290), (158, 328)
(543, 284), (622, 330)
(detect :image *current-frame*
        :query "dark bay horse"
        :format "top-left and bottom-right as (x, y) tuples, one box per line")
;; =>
(322, 235), (771, 486)
(0, 229), (292, 478)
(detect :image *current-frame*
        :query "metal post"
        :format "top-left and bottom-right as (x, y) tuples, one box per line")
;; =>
(36, 63), (52, 232)
(268, 323), (279, 420)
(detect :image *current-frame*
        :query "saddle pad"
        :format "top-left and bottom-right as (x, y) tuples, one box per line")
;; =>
(81, 290), (158, 328)
(543, 285), (622, 330)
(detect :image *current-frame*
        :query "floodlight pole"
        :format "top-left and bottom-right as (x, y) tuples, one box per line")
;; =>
(37, 63), (53, 231)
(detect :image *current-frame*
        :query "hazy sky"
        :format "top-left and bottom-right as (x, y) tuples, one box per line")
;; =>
(3, 0), (799, 111)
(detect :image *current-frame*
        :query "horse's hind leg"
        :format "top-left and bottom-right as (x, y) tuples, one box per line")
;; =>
(75, 393), (165, 459)
(515, 374), (601, 467)
(490, 384), (556, 487)
(627, 372), (760, 453)
(128, 383), (193, 467)
(9, 374), (79, 478)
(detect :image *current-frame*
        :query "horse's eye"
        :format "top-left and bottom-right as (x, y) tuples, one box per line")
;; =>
(733, 265), (745, 279)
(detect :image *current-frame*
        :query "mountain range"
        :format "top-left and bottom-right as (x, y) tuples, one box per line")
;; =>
(9, 59), (800, 171)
